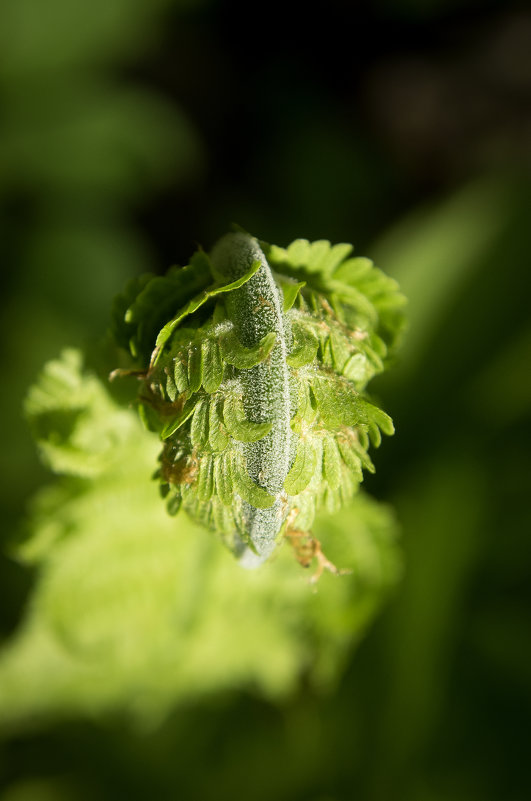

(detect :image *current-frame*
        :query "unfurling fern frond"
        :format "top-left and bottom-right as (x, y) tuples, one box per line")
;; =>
(111, 231), (407, 567)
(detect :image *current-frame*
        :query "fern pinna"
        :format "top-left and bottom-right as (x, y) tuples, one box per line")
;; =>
(111, 231), (406, 569)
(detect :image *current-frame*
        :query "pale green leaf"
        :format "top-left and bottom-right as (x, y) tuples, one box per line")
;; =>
(327, 281), (379, 327)
(336, 436), (363, 481)
(138, 401), (162, 434)
(350, 436), (375, 474)
(114, 257), (211, 365)
(284, 438), (317, 496)
(187, 344), (202, 393)
(165, 371), (177, 402)
(364, 402), (394, 436)
(220, 330), (277, 370)
(309, 375), (343, 428)
(368, 422), (382, 448)
(167, 492), (182, 516)
(264, 239), (353, 278)
(214, 453), (233, 506)
(201, 339), (223, 393)
(231, 454), (275, 509)
(173, 353), (189, 393)
(153, 257), (262, 361)
(190, 398), (209, 450)
(329, 328), (351, 373)
(208, 396), (229, 452)
(323, 437), (342, 487)
(160, 398), (198, 440)
(291, 380), (317, 434)
(5, 351), (402, 726)
(343, 352), (375, 384)
(24, 349), (137, 478)
(333, 256), (374, 284)
(196, 456), (214, 501)
(287, 324), (319, 368)
(280, 279), (306, 311)
(223, 394), (272, 443)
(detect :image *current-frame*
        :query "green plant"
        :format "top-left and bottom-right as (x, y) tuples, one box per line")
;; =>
(111, 230), (406, 573)
(0, 231), (406, 728)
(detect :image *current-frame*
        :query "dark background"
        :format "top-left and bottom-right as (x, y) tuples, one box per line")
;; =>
(1, 0), (530, 799)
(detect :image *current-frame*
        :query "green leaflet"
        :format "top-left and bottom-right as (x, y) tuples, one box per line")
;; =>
(335, 385), (373, 428)
(166, 333), (197, 392)
(333, 256), (374, 284)
(328, 328), (351, 373)
(220, 330), (277, 369)
(309, 375), (343, 428)
(153, 257), (262, 363)
(167, 491), (182, 516)
(323, 437), (342, 488)
(287, 324), (319, 368)
(327, 281), (379, 327)
(333, 255), (402, 314)
(365, 403), (394, 436)
(284, 438), (317, 495)
(369, 423), (381, 448)
(231, 454), (275, 509)
(26, 349), (137, 478)
(336, 435), (363, 481)
(190, 399), (209, 450)
(173, 353), (189, 393)
(311, 375), (386, 431)
(187, 344), (203, 393)
(291, 379), (317, 434)
(223, 393), (273, 443)
(214, 453), (233, 506)
(182, 493), (213, 532)
(160, 397), (198, 440)
(138, 402), (162, 434)
(165, 370), (177, 402)
(119, 258), (212, 364)
(279, 279), (306, 311)
(211, 497), (236, 543)
(291, 492), (316, 533)
(202, 338), (223, 393)
(319, 331), (334, 366)
(343, 352), (375, 384)
(358, 429), (370, 451)
(265, 239), (353, 278)
(324, 484), (342, 515)
(196, 456), (214, 501)
(333, 261), (407, 353)
(263, 234), (407, 356)
(111, 273), (152, 354)
(347, 434), (375, 474)
(208, 395), (230, 452)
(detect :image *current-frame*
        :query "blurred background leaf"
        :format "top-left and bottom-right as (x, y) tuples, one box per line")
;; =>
(1, 0), (530, 800)
(0, 352), (400, 729)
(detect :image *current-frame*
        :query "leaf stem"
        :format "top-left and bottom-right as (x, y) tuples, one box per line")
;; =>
(211, 233), (294, 566)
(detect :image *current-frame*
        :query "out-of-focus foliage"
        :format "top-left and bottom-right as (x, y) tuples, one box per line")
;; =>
(0, 350), (400, 728)
(0, 0), (204, 636)
(0, 0), (173, 73)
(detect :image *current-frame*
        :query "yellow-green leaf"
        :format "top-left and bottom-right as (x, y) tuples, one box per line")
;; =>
(284, 438), (317, 495)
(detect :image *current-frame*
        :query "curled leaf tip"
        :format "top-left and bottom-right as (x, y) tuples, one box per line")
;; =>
(111, 230), (406, 568)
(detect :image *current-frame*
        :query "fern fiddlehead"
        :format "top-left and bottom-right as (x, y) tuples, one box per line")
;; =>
(112, 230), (406, 568)
(210, 233), (294, 565)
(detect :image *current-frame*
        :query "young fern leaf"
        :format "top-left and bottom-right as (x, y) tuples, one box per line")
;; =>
(112, 231), (406, 568)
